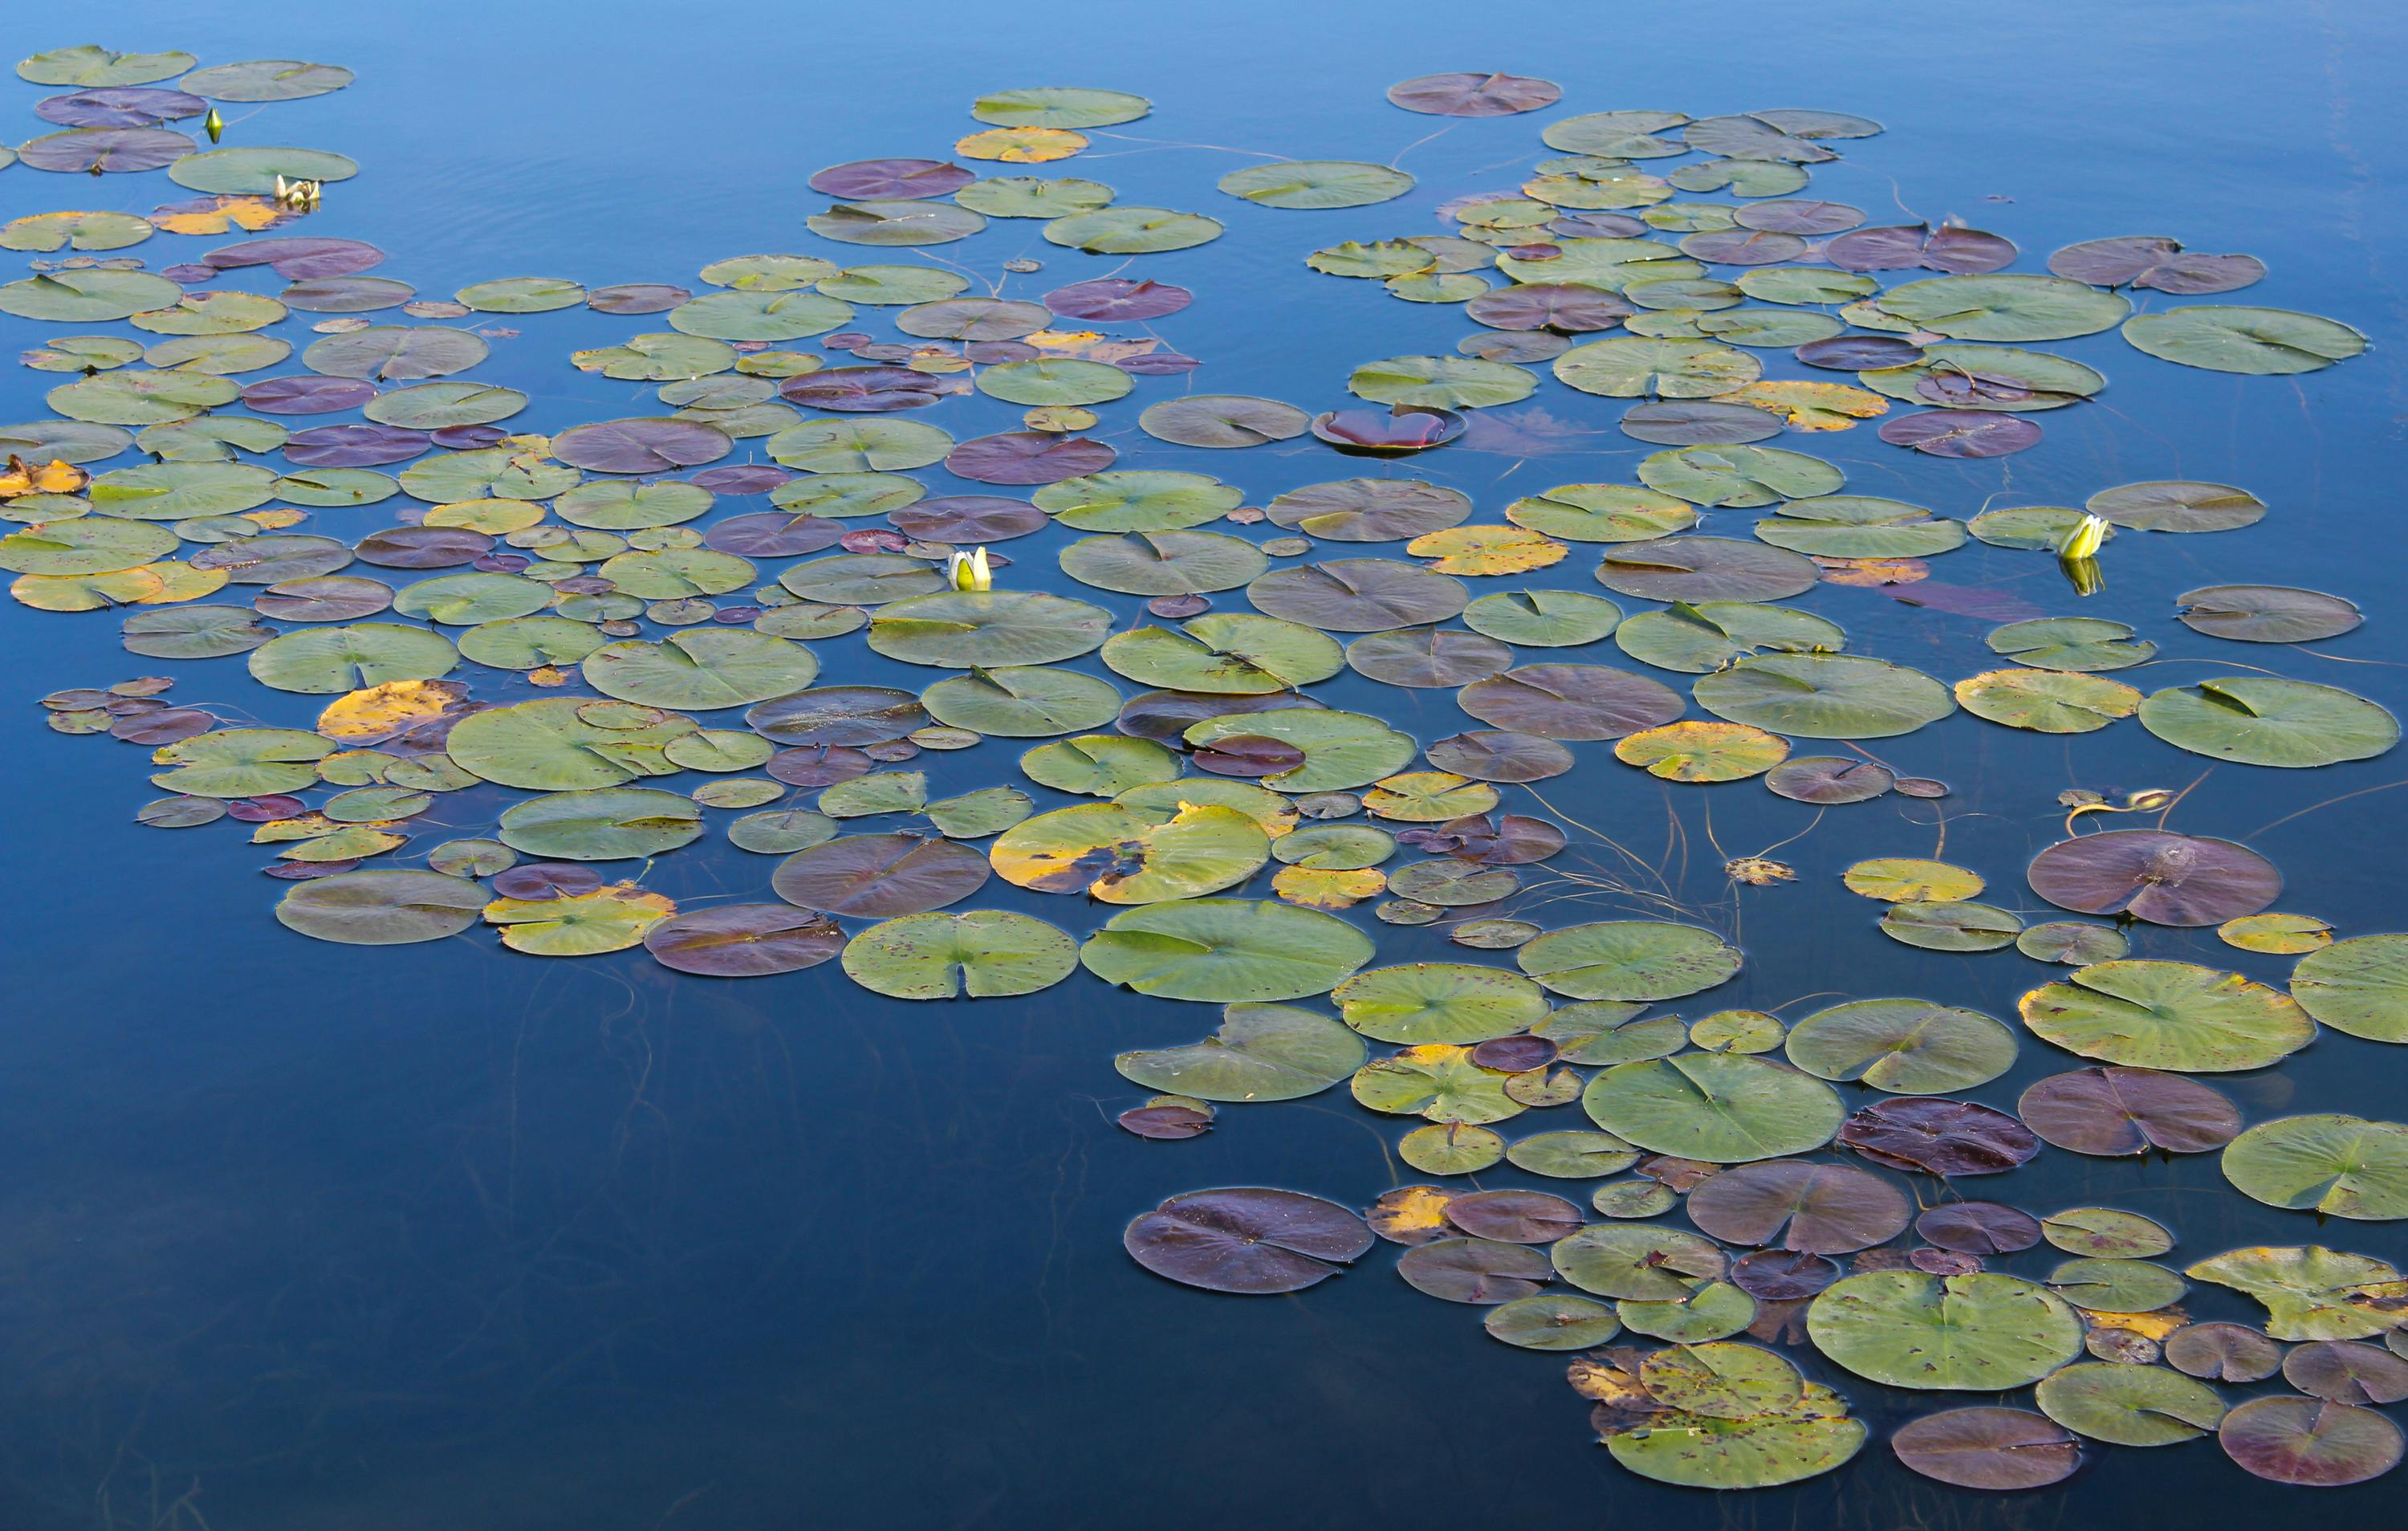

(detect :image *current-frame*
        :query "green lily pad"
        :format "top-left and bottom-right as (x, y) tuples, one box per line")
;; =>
(992, 801), (1268, 903)
(1080, 898), (1373, 1002)
(1349, 356), (1536, 409)
(2223, 1115), (2408, 1220)
(447, 696), (697, 790)
(1351, 1044), (1523, 1124)
(1505, 484), (1694, 544)
(1517, 921), (1740, 1001)
(866, 590), (1111, 666)
(841, 910), (1078, 999)
(2185, 1247), (2408, 1342)
(168, 146), (359, 194)
(246, 622), (458, 694)
(1635, 446), (1843, 507)
(1580, 1053), (1842, 1161)
(972, 87), (1150, 129)
(1984, 616), (2156, 671)
(6, 270), (185, 323)
(1332, 963), (1550, 1044)
(1808, 1271), (2085, 1390)
(2035, 1364), (2225, 1446)
(580, 629), (818, 708)
(274, 869), (485, 945)
(1955, 670), (2142, 733)
(2290, 935), (2408, 1042)
(498, 788), (704, 861)
(1871, 275), (2131, 341)
(921, 666), (1120, 736)
(1694, 654), (1954, 739)
(1042, 207), (1222, 254)
(1615, 601), (1842, 674)
(1100, 613), (1343, 694)
(1218, 161), (1413, 210)
(19, 46), (197, 85)
(2018, 959), (2314, 1072)
(1462, 589), (1623, 646)
(1786, 1000), (2018, 1093)
(1115, 1003), (1367, 1102)
(2139, 678), (2398, 768)
(2123, 306), (2366, 373)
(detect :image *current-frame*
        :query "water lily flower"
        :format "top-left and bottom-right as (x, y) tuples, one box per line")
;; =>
(203, 107), (225, 144)
(946, 546), (992, 592)
(2056, 511), (2110, 560)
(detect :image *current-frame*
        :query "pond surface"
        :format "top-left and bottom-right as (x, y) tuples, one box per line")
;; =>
(4, 0), (2408, 1525)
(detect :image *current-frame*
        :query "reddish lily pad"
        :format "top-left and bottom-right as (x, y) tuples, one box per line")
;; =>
(2219, 1397), (2403, 1487)
(2017, 1066), (2243, 1156)
(1686, 1160), (1911, 1253)
(643, 904), (845, 976)
(1841, 1098), (2039, 1175)
(1125, 1187), (1373, 1294)
(1877, 410), (2041, 457)
(1893, 1408), (2081, 1490)
(2026, 829), (2280, 926)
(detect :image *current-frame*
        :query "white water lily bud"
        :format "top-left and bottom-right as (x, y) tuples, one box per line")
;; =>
(2056, 512), (2110, 560)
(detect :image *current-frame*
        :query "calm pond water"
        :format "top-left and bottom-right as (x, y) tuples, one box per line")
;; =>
(5, 0), (2408, 1525)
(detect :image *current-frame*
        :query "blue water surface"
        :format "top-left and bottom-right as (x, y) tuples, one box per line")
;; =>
(4, 1), (2408, 1526)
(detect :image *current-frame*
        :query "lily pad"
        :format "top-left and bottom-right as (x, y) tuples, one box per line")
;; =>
(2019, 960), (2314, 1072)
(1808, 1271), (2085, 1390)
(841, 910), (1076, 999)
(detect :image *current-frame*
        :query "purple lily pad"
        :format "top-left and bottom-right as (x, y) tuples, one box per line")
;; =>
(279, 275), (415, 312)
(1685, 1160), (1911, 1253)
(2048, 236), (2266, 295)
(490, 862), (604, 899)
(702, 511), (847, 557)
(1312, 406), (1465, 452)
(946, 431), (1116, 485)
(283, 422), (433, 467)
(1841, 1098), (2039, 1175)
(1466, 282), (1633, 332)
(691, 464), (795, 494)
(352, 526), (494, 568)
(2026, 829), (2280, 926)
(1893, 1409), (2081, 1490)
(1826, 225), (2016, 275)
(1914, 1202), (2042, 1255)
(2219, 1397), (2403, 1487)
(551, 417), (732, 474)
(771, 833), (989, 918)
(1125, 1187), (1373, 1295)
(2016, 1066), (2243, 1156)
(807, 158), (975, 199)
(588, 283), (693, 315)
(205, 237), (385, 280)
(779, 367), (957, 413)
(642, 904), (846, 977)
(17, 126), (194, 173)
(1385, 72), (1562, 117)
(1731, 1249), (1841, 1300)
(763, 744), (875, 788)
(1796, 335), (1924, 370)
(1442, 1189), (1582, 1242)
(35, 87), (205, 127)
(241, 376), (378, 414)
(1878, 409), (2041, 457)
(1043, 277), (1193, 321)
(889, 496), (1049, 544)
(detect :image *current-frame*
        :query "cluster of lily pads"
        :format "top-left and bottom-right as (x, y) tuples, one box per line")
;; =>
(5, 51), (2404, 1494)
